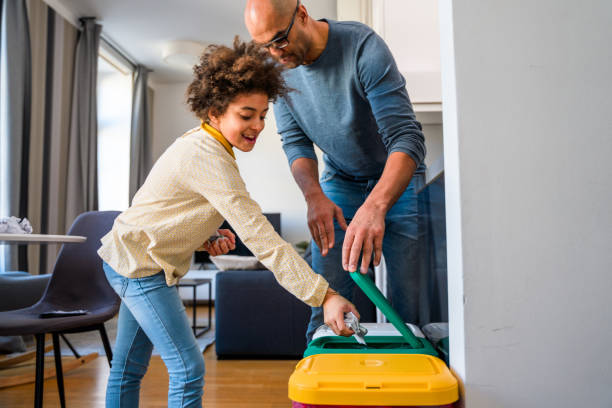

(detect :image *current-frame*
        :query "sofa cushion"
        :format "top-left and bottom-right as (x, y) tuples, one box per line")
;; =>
(215, 269), (311, 357)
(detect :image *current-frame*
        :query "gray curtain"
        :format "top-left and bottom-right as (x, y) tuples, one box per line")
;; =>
(38, 7), (77, 274)
(25, 0), (48, 275)
(65, 18), (101, 230)
(129, 65), (152, 202)
(0, 0), (32, 272)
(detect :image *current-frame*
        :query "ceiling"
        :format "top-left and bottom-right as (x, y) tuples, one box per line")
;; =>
(54, 0), (337, 84)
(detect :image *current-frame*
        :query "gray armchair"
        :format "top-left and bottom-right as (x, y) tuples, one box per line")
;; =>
(0, 271), (51, 353)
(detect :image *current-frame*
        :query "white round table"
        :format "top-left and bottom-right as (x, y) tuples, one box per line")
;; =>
(0, 234), (86, 244)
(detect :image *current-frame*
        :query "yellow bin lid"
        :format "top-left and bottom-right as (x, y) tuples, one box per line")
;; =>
(289, 353), (458, 406)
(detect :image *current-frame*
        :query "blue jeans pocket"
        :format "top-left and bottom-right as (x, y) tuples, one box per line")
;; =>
(103, 262), (129, 297)
(319, 168), (336, 184)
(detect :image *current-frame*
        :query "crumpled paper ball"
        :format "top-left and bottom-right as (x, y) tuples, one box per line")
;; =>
(0, 216), (33, 234)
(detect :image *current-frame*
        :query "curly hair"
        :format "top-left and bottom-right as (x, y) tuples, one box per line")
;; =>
(186, 37), (289, 121)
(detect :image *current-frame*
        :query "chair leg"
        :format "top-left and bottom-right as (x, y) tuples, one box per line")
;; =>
(34, 333), (45, 408)
(52, 333), (66, 408)
(60, 333), (81, 359)
(99, 324), (113, 367)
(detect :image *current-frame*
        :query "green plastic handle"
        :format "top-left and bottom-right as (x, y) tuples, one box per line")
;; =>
(350, 271), (422, 349)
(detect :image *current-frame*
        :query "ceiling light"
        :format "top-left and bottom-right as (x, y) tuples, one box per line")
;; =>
(162, 40), (207, 70)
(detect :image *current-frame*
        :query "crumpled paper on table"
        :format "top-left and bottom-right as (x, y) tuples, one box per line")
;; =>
(0, 216), (33, 234)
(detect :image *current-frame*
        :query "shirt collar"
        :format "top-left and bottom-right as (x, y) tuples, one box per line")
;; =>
(201, 122), (235, 160)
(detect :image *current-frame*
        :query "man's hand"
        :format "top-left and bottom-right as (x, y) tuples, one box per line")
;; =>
(200, 229), (236, 256)
(342, 202), (386, 274)
(322, 288), (360, 336)
(342, 152), (418, 273)
(306, 192), (348, 256)
(289, 158), (348, 256)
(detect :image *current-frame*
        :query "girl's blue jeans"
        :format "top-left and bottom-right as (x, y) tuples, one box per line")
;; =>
(103, 262), (205, 407)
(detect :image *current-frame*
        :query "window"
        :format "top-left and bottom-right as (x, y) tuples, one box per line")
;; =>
(0, 24), (7, 271)
(97, 46), (133, 211)
(0, 33), (7, 219)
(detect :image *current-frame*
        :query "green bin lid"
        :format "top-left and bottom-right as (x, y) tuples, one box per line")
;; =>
(350, 272), (422, 349)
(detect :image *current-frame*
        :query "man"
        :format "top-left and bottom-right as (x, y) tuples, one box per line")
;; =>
(245, 0), (426, 341)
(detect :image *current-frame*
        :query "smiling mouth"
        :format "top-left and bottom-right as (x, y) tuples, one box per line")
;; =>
(242, 134), (257, 143)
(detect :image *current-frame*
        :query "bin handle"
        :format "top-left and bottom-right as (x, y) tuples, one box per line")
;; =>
(350, 271), (423, 349)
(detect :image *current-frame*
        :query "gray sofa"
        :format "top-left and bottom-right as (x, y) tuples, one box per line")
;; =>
(206, 213), (376, 358)
(215, 268), (376, 358)
(0, 271), (51, 353)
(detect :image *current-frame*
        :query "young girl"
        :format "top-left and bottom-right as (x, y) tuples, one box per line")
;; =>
(98, 38), (358, 407)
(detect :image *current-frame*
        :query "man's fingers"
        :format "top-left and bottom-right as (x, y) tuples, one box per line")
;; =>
(373, 234), (383, 266)
(348, 233), (364, 272)
(317, 222), (329, 256)
(335, 206), (348, 231)
(360, 237), (373, 274)
(324, 218), (335, 250)
(342, 230), (355, 271)
(309, 223), (322, 251)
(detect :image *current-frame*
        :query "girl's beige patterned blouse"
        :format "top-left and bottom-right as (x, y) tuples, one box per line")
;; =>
(98, 125), (329, 307)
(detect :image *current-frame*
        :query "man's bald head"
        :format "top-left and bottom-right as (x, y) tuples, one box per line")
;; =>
(245, 0), (326, 68)
(269, 0), (296, 16)
(244, 0), (297, 44)
(245, 0), (295, 29)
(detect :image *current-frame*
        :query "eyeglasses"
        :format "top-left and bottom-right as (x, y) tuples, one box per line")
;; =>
(262, 0), (300, 50)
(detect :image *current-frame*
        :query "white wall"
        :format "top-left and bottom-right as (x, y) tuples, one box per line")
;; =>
(368, 0), (444, 171)
(303, 0), (337, 20)
(440, 0), (612, 406)
(150, 83), (194, 161)
(380, 0), (441, 103)
(151, 82), (315, 245)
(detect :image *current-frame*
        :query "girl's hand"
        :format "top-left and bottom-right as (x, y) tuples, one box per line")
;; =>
(322, 288), (360, 336)
(200, 229), (236, 256)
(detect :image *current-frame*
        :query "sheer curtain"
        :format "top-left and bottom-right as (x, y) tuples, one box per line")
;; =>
(0, 0), (31, 272)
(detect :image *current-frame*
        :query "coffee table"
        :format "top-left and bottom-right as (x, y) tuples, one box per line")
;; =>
(177, 278), (212, 337)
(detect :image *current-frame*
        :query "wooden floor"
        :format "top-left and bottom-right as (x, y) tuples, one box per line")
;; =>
(0, 307), (300, 407)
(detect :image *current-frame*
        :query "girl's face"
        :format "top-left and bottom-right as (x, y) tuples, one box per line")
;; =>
(208, 92), (269, 152)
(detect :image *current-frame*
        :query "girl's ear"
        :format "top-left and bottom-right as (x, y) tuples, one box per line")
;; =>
(207, 108), (220, 126)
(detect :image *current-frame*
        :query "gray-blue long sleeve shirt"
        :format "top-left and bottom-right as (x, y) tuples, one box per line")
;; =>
(273, 19), (426, 181)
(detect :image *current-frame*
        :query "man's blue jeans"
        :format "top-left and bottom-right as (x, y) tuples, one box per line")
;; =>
(103, 262), (205, 407)
(306, 169), (423, 342)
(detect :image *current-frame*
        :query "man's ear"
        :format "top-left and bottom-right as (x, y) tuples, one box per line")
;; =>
(298, 5), (308, 25)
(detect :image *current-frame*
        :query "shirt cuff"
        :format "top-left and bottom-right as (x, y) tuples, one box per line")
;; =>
(305, 275), (330, 307)
(388, 146), (425, 169)
(283, 144), (318, 168)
